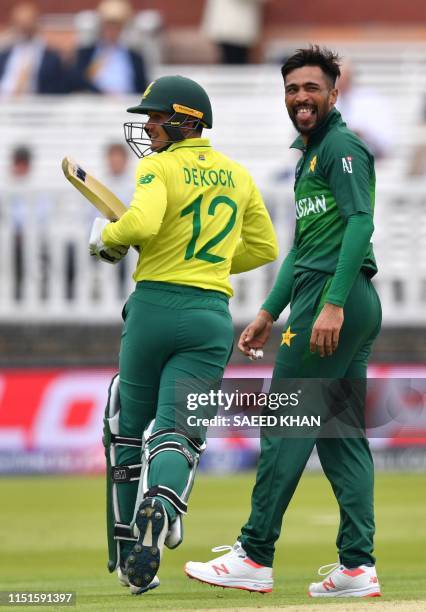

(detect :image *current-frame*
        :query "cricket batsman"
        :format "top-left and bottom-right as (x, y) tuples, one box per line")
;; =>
(88, 75), (278, 593)
(185, 46), (382, 598)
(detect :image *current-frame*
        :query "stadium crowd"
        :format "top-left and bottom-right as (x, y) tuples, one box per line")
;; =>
(0, 0), (423, 322)
(0, 0), (148, 95)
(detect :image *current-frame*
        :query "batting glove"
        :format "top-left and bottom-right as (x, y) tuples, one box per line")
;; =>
(89, 217), (129, 264)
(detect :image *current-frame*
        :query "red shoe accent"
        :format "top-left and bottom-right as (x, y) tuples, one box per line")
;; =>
(342, 568), (365, 577)
(244, 558), (265, 569)
(184, 568), (272, 593)
(365, 592), (381, 597)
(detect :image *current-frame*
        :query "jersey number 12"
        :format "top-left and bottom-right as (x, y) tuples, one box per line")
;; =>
(180, 194), (237, 264)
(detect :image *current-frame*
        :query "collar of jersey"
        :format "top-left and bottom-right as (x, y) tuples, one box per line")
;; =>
(290, 108), (344, 151)
(168, 137), (211, 152)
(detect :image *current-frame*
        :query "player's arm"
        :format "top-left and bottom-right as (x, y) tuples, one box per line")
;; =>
(326, 213), (374, 306)
(261, 244), (297, 319)
(102, 160), (167, 247)
(324, 138), (375, 307)
(230, 180), (278, 273)
(311, 139), (375, 356)
(238, 244), (297, 357)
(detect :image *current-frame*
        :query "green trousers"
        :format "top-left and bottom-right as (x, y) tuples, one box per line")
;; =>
(116, 281), (233, 557)
(240, 271), (382, 568)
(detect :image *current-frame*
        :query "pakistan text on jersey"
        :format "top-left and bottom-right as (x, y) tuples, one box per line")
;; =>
(183, 167), (236, 188)
(295, 194), (327, 219)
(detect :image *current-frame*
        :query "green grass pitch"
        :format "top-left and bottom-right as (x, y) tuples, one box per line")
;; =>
(1, 472), (425, 610)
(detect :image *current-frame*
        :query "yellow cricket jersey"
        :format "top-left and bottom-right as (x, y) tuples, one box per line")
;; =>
(102, 137), (278, 296)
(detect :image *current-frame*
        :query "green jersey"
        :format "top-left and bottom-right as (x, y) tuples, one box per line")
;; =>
(291, 108), (377, 278)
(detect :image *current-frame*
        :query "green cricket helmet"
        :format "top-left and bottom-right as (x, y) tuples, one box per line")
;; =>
(124, 75), (213, 158)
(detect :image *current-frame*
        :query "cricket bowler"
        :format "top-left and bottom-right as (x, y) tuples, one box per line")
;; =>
(88, 75), (278, 593)
(185, 46), (382, 598)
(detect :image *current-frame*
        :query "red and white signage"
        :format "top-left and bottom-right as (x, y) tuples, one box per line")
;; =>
(0, 365), (424, 473)
(0, 369), (113, 450)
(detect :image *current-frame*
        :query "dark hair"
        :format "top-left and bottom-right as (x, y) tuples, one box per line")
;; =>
(281, 45), (341, 86)
(12, 145), (32, 165)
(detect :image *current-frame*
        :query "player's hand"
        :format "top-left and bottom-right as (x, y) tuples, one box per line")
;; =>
(238, 309), (274, 357)
(89, 217), (129, 264)
(310, 303), (344, 357)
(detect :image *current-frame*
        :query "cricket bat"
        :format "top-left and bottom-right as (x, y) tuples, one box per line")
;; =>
(61, 156), (128, 220)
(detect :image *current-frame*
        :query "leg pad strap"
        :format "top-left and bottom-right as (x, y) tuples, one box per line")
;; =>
(114, 523), (137, 542)
(111, 464), (142, 483)
(149, 440), (195, 467)
(147, 428), (205, 454)
(146, 484), (188, 515)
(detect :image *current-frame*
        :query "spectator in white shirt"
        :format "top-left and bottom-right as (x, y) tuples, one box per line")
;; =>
(336, 61), (393, 161)
(202, 0), (264, 64)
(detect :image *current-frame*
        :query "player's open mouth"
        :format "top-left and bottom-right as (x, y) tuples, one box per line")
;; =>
(295, 105), (316, 118)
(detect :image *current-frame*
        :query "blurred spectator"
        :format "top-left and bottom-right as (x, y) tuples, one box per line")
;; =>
(202, 0), (264, 64)
(336, 61), (393, 160)
(11, 146), (31, 177)
(103, 143), (133, 298)
(0, 2), (66, 95)
(9, 146), (53, 300)
(10, 146), (31, 300)
(73, 0), (147, 94)
(408, 140), (426, 177)
(89, 143), (134, 299)
(86, 143), (133, 222)
(103, 142), (134, 197)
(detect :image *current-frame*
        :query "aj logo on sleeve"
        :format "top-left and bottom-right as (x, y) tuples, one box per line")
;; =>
(342, 156), (353, 173)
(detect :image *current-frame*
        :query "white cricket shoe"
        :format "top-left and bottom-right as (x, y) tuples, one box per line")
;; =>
(185, 542), (273, 593)
(117, 566), (160, 595)
(308, 562), (381, 598)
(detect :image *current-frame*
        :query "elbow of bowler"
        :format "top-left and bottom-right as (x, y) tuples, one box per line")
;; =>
(364, 218), (374, 241)
(361, 213), (374, 231)
(353, 213), (374, 235)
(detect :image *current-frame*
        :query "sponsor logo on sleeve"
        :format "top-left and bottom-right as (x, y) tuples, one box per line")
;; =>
(342, 156), (353, 173)
(138, 173), (155, 184)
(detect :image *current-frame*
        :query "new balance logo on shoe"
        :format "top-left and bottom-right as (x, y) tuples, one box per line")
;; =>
(212, 564), (230, 576)
(309, 562), (381, 598)
(322, 578), (335, 590)
(185, 542), (273, 593)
